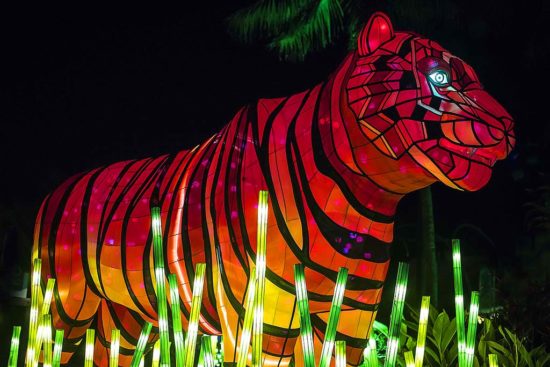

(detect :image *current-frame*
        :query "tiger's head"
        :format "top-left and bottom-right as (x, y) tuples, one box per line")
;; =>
(344, 12), (515, 192)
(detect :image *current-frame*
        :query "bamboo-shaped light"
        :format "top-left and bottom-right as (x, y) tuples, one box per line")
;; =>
(109, 329), (120, 367)
(384, 262), (409, 367)
(42, 315), (53, 367)
(198, 335), (215, 367)
(168, 274), (185, 367)
(465, 291), (479, 367)
(488, 354), (498, 367)
(52, 329), (64, 367)
(452, 239), (466, 367)
(252, 190), (269, 367)
(335, 340), (346, 367)
(152, 339), (161, 367)
(130, 322), (152, 367)
(8, 326), (21, 367)
(415, 296), (430, 367)
(362, 338), (378, 367)
(318, 267), (348, 367)
(236, 266), (257, 367)
(26, 258), (42, 367)
(151, 206), (171, 367)
(41, 278), (56, 316)
(294, 264), (315, 367)
(404, 351), (415, 367)
(84, 329), (95, 367)
(183, 263), (207, 367)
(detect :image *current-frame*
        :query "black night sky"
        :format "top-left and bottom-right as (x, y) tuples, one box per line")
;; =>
(1, 0), (549, 355)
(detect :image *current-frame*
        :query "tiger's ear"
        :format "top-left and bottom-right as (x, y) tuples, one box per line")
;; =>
(358, 12), (394, 56)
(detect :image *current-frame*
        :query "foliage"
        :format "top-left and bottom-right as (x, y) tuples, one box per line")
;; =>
(381, 303), (550, 367)
(227, 0), (360, 61)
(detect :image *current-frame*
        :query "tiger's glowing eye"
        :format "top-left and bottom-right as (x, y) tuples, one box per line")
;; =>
(428, 70), (450, 86)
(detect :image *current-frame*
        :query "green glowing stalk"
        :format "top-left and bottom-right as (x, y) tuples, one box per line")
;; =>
(335, 340), (346, 367)
(152, 339), (161, 367)
(8, 326), (21, 367)
(415, 296), (430, 367)
(452, 239), (466, 367)
(404, 351), (414, 367)
(236, 266), (257, 367)
(294, 264), (316, 367)
(488, 354), (498, 367)
(384, 262), (409, 367)
(198, 335), (215, 367)
(151, 206), (171, 367)
(84, 329), (95, 367)
(465, 291), (479, 367)
(52, 329), (64, 367)
(362, 338), (378, 367)
(252, 190), (269, 367)
(168, 274), (185, 367)
(109, 329), (120, 367)
(41, 278), (56, 316)
(130, 322), (152, 367)
(183, 263), (207, 367)
(319, 267), (348, 367)
(42, 315), (53, 367)
(26, 258), (42, 367)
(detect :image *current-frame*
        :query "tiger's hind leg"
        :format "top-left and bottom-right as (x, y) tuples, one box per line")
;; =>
(94, 299), (157, 367)
(49, 284), (101, 364)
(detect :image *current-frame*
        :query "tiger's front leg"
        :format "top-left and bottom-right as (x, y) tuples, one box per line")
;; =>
(215, 261), (300, 366)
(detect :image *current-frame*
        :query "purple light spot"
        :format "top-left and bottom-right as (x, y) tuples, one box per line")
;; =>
(356, 235), (364, 243)
(231, 211), (238, 219)
(108, 238), (114, 245)
(363, 252), (372, 259)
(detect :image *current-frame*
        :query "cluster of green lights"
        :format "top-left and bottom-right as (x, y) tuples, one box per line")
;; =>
(8, 196), (495, 367)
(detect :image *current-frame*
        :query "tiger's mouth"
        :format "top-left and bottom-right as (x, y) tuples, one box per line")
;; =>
(439, 138), (498, 167)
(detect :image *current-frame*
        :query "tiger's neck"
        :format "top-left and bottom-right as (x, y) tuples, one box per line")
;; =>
(249, 57), (408, 277)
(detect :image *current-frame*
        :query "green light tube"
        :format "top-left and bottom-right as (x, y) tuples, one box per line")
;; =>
(151, 206), (171, 367)
(465, 291), (479, 367)
(415, 296), (430, 367)
(183, 263), (207, 367)
(109, 328), (120, 367)
(84, 329), (95, 367)
(335, 340), (346, 367)
(452, 239), (466, 367)
(52, 329), (64, 367)
(488, 354), (498, 367)
(168, 274), (185, 367)
(294, 264), (316, 367)
(8, 326), (21, 367)
(26, 258), (41, 367)
(152, 339), (161, 367)
(252, 190), (269, 367)
(384, 262), (409, 367)
(32, 314), (48, 367)
(198, 335), (215, 367)
(130, 322), (152, 367)
(41, 278), (56, 317)
(236, 266), (257, 367)
(319, 267), (348, 367)
(363, 337), (378, 367)
(404, 351), (414, 367)
(42, 315), (53, 367)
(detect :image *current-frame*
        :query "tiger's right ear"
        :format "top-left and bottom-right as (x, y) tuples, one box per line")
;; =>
(358, 12), (394, 56)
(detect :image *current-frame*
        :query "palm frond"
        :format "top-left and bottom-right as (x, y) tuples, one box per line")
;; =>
(226, 0), (314, 43)
(269, 0), (344, 61)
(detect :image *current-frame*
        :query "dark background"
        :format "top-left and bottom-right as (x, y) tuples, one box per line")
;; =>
(1, 0), (549, 362)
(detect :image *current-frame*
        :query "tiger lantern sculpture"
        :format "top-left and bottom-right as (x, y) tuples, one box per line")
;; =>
(33, 12), (514, 366)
